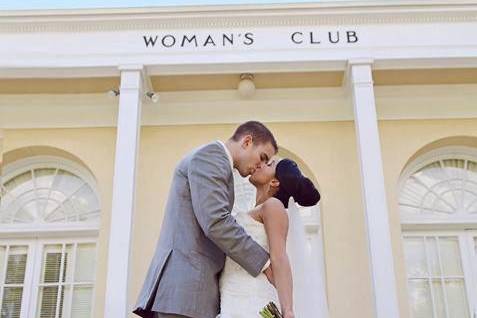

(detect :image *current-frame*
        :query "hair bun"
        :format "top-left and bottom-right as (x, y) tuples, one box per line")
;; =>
(294, 177), (320, 207)
(274, 159), (320, 208)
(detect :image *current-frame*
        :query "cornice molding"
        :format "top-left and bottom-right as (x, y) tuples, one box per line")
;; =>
(0, 1), (476, 33)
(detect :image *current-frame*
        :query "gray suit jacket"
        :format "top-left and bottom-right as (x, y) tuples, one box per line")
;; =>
(133, 141), (269, 318)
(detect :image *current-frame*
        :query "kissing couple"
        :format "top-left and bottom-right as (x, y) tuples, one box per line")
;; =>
(133, 121), (321, 318)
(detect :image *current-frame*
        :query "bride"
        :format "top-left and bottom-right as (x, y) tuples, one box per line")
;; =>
(218, 158), (322, 318)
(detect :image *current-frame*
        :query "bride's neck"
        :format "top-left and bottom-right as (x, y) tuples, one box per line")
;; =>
(255, 185), (272, 206)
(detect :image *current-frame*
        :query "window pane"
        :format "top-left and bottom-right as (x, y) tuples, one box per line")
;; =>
(427, 237), (441, 276)
(43, 250), (62, 283)
(408, 279), (433, 318)
(59, 286), (71, 318)
(4, 171), (32, 195)
(41, 244), (72, 284)
(445, 279), (470, 318)
(404, 238), (428, 277)
(432, 280), (446, 318)
(0, 246), (5, 280)
(34, 168), (56, 190)
(439, 238), (463, 276)
(71, 287), (93, 318)
(5, 247), (27, 284)
(1, 287), (23, 318)
(74, 244), (96, 283)
(68, 186), (99, 217)
(0, 246), (27, 318)
(37, 286), (59, 318)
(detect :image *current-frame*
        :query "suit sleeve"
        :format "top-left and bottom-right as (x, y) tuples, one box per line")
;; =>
(187, 144), (269, 277)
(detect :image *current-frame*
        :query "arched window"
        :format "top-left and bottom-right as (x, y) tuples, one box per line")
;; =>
(0, 156), (99, 318)
(399, 147), (477, 318)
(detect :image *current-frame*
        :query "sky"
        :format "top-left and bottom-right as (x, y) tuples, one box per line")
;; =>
(0, 0), (350, 11)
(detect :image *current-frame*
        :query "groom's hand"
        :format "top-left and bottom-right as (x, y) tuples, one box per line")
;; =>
(264, 265), (275, 286)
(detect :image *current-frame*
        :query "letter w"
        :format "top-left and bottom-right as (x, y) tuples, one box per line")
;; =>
(143, 35), (158, 47)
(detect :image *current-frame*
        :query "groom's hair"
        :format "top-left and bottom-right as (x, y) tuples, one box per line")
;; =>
(231, 121), (278, 152)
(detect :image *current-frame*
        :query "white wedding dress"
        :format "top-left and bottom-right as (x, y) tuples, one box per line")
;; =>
(218, 211), (279, 318)
(217, 171), (330, 318)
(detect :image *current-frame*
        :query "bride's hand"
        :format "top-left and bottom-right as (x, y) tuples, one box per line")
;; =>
(263, 265), (275, 286)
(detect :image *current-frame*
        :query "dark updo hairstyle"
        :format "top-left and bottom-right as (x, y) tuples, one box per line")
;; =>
(273, 159), (320, 208)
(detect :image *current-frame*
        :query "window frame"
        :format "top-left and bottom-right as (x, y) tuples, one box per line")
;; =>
(0, 239), (35, 318)
(399, 146), (477, 317)
(1, 156), (100, 317)
(0, 237), (98, 318)
(403, 229), (477, 317)
(399, 146), (477, 231)
(1, 156), (100, 232)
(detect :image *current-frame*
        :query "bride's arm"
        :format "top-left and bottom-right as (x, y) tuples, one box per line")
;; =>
(261, 198), (294, 318)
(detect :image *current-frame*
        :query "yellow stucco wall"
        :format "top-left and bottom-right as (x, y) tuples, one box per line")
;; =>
(2, 118), (477, 318)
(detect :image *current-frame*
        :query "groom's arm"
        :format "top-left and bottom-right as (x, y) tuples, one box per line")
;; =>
(188, 143), (269, 277)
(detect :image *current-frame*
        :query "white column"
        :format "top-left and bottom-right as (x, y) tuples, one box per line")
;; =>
(347, 60), (400, 318)
(104, 65), (144, 318)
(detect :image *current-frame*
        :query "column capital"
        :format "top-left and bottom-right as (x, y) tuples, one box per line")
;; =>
(347, 58), (374, 67)
(345, 58), (374, 89)
(118, 64), (145, 72)
(118, 65), (145, 91)
(117, 65), (155, 95)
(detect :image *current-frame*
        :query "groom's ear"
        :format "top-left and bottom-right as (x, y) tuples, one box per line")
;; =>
(270, 178), (280, 189)
(241, 134), (253, 148)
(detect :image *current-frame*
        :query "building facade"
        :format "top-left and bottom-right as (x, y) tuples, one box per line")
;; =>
(1, 1), (477, 317)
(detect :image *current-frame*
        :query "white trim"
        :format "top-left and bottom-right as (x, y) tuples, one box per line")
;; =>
(401, 219), (477, 231)
(0, 224), (100, 239)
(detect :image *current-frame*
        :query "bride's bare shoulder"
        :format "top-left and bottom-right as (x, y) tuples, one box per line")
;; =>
(260, 197), (286, 219)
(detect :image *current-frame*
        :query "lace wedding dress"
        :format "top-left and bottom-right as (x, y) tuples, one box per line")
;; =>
(218, 211), (279, 318)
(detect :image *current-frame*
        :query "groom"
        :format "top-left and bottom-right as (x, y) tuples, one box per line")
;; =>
(133, 121), (278, 318)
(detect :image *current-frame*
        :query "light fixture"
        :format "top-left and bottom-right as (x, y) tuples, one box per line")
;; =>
(238, 73), (256, 98)
(146, 91), (160, 103)
(107, 89), (120, 98)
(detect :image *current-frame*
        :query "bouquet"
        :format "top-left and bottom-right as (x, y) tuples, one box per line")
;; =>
(259, 302), (283, 318)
